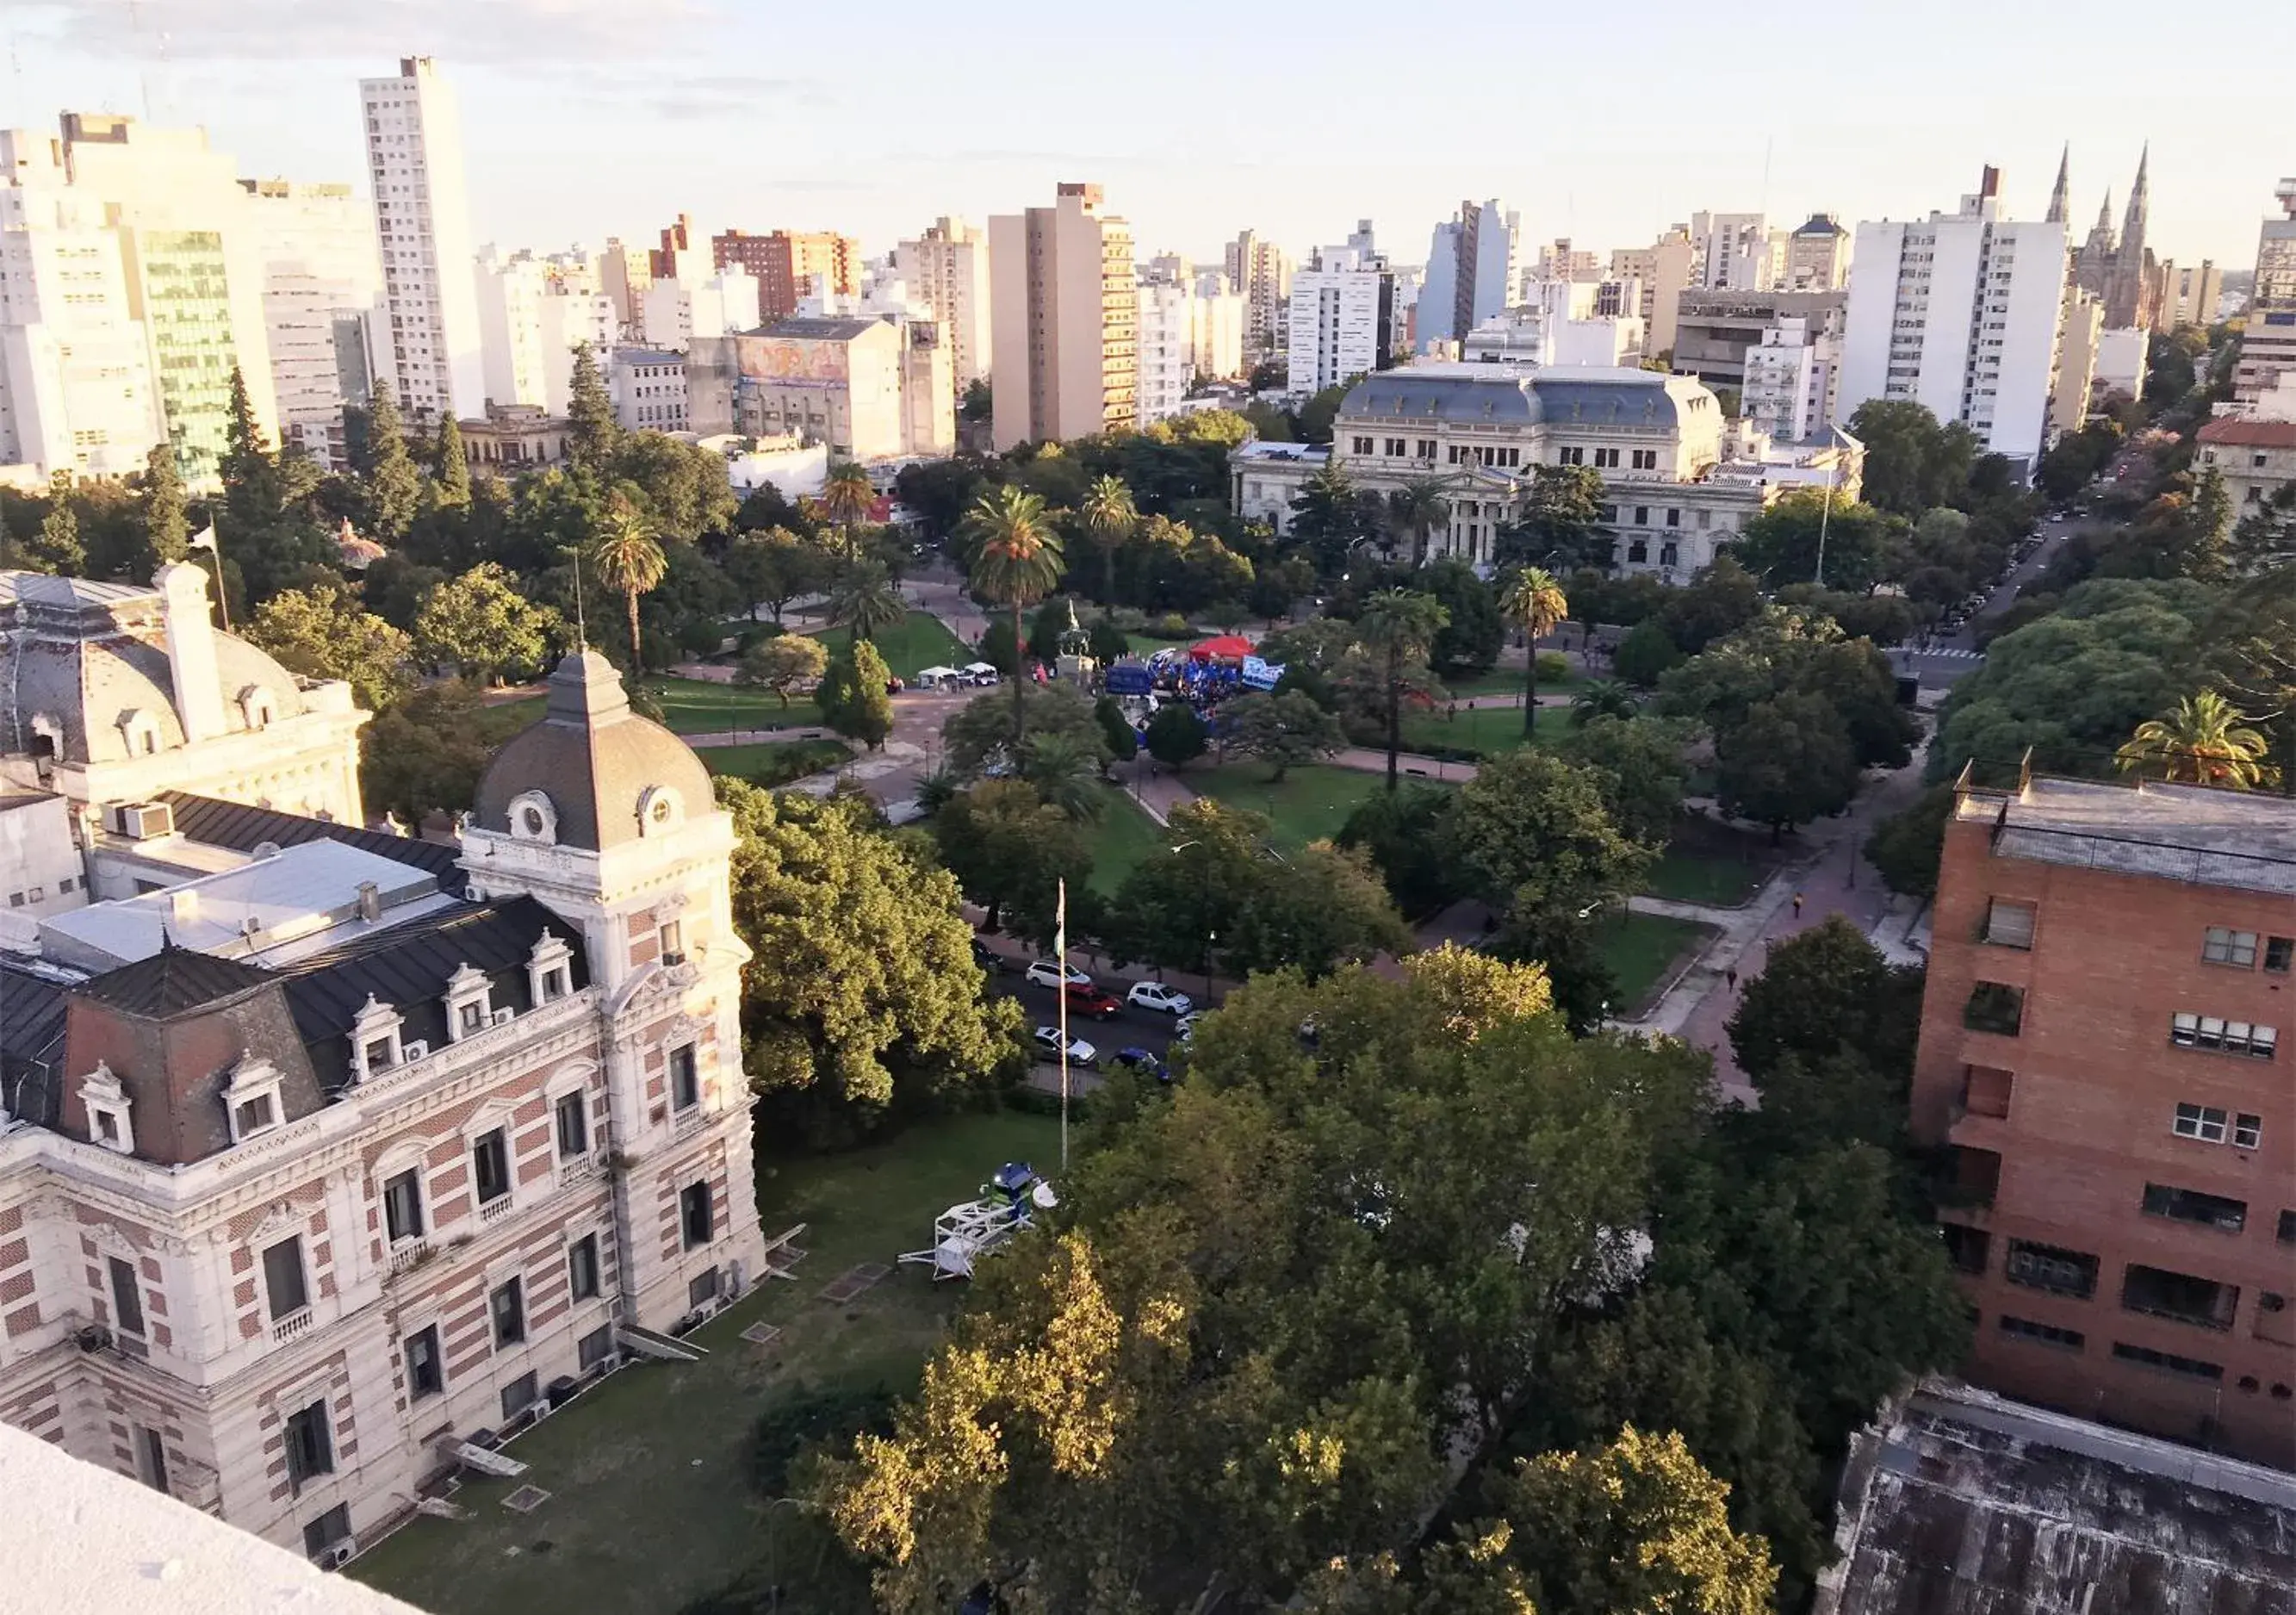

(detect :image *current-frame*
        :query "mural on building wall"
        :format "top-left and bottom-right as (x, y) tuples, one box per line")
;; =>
(735, 336), (847, 385)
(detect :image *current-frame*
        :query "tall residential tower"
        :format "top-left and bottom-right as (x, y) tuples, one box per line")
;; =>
(988, 183), (1136, 450)
(359, 58), (485, 422)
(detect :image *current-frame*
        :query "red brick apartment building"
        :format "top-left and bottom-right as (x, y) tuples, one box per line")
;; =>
(713, 229), (859, 321)
(1914, 773), (2296, 1468)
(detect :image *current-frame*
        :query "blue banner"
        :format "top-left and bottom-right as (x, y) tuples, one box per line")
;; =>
(1104, 664), (1153, 694)
(1240, 656), (1283, 690)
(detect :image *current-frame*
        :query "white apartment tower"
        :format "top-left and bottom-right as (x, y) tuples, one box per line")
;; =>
(240, 181), (381, 470)
(1691, 211), (1778, 292)
(1134, 279), (1194, 423)
(2234, 180), (2296, 405)
(1225, 230), (1292, 364)
(894, 217), (993, 397)
(1287, 238), (1393, 395)
(988, 183), (1136, 450)
(1836, 168), (2067, 466)
(1419, 199), (1520, 352)
(1741, 315), (1839, 443)
(360, 58), (486, 423)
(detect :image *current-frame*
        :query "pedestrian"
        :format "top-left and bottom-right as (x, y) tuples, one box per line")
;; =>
(1792, 891), (1805, 918)
(1725, 966), (1738, 992)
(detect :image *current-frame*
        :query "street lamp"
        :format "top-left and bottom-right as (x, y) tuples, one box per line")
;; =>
(1168, 840), (1217, 1002)
(762, 1495), (810, 1612)
(1812, 422), (1863, 592)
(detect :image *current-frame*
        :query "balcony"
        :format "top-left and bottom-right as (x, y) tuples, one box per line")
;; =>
(479, 1192), (518, 1227)
(271, 1307), (314, 1345)
(388, 1239), (436, 1274)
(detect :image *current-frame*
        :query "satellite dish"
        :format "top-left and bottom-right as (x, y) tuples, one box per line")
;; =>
(1030, 1182), (1058, 1210)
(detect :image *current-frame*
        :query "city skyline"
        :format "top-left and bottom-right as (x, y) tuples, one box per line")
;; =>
(8, 0), (2283, 271)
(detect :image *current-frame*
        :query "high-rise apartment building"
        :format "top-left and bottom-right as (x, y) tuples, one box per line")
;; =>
(2153, 262), (2221, 332)
(1739, 314), (1839, 443)
(2235, 181), (2296, 405)
(1419, 199), (1519, 353)
(641, 268), (760, 352)
(1224, 230), (1292, 364)
(0, 130), (165, 481)
(1612, 229), (1695, 358)
(893, 218), (992, 396)
(1190, 280), (1244, 382)
(360, 58), (486, 423)
(600, 239), (651, 339)
(474, 247), (616, 414)
(1134, 280), (1195, 424)
(649, 214), (699, 283)
(2052, 289), (2104, 435)
(1913, 773), (2296, 1470)
(988, 183), (1135, 450)
(1691, 211), (1778, 292)
(1836, 167), (2066, 466)
(1286, 236), (1395, 397)
(239, 181), (381, 470)
(713, 230), (859, 323)
(1784, 214), (1851, 291)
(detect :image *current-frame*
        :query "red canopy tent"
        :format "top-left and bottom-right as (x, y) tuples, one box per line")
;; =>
(1188, 635), (1253, 661)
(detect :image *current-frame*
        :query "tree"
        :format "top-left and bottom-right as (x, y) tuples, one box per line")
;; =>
(721, 780), (1022, 1146)
(566, 341), (619, 473)
(1092, 693), (1138, 762)
(363, 378), (423, 541)
(1387, 475), (1454, 567)
(1079, 474), (1138, 603)
(933, 779), (1091, 940)
(1422, 558), (1504, 680)
(826, 560), (907, 644)
(138, 441), (189, 569)
(1865, 783), (1955, 900)
(822, 461), (874, 557)
(2205, 564), (2296, 792)
(431, 414), (470, 505)
(1495, 463), (1612, 571)
(413, 562), (562, 684)
(959, 377), (991, 423)
(28, 473), (84, 574)
(942, 680), (1108, 778)
(1715, 692), (1860, 839)
(1729, 486), (1894, 593)
(1613, 618), (1682, 686)
(735, 632), (828, 708)
(588, 505), (667, 674)
(1143, 700), (1208, 768)
(1338, 781), (1472, 918)
(1657, 555), (1764, 655)
(818, 638), (896, 751)
(1501, 566), (1570, 733)
(1727, 916), (1925, 1084)
(245, 582), (413, 711)
(1288, 460), (1372, 576)
(1555, 714), (1692, 844)
(1017, 730), (1106, 820)
(360, 680), (499, 826)
(1659, 608), (1915, 773)
(2230, 482), (2296, 576)
(1844, 399), (1978, 517)
(1357, 588), (1449, 790)
(961, 485), (1065, 741)
(1457, 748), (1657, 916)
(1219, 689), (1343, 781)
(726, 526), (831, 625)
(220, 363), (266, 492)
(1571, 678), (1636, 726)
(2115, 687), (2272, 787)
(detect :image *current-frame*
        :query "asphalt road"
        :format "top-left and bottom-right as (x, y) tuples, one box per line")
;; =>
(985, 968), (1198, 1079)
(1888, 505), (2090, 687)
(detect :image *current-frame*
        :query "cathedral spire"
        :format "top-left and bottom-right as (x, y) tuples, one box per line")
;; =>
(2122, 142), (2150, 251)
(2094, 189), (2114, 240)
(2046, 144), (2070, 225)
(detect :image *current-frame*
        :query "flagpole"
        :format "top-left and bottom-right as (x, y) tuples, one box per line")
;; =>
(1055, 876), (1069, 1173)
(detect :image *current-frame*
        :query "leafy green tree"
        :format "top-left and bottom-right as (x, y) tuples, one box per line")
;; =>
(1358, 587), (1449, 790)
(245, 582), (413, 711)
(1729, 486), (1895, 593)
(2205, 564), (2296, 792)
(1570, 677), (1637, 725)
(1092, 693), (1138, 761)
(720, 780), (1022, 1145)
(818, 638), (896, 751)
(1613, 618), (1682, 686)
(363, 378), (423, 541)
(1555, 714), (1691, 844)
(1288, 459), (1374, 577)
(1660, 608), (1915, 773)
(1458, 748), (1657, 916)
(725, 525), (831, 625)
(1294, 379), (1353, 444)
(1865, 782), (1954, 899)
(588, 505), (667, 674)
(359, 680), (499, 825)
(2230, 482), (2296, 576)
(1143, 700), (1208, 768)
(565, 340), (619, 473)
(826, 560), (906, 644)
(138, 441), (189, 569)
(1715, 692), (1860, 839)
(1017, 730), (1107, 819)
(220, 363), (266, 492)
(735, 632), (828, 708)
(1501, 565), (1570, 732)
(942, 680), (1108, 778)
(413, 562), (562, 683)
(608, 431), (738, 541)
(1338, 782), (1470, 918)
(961, 485), (1065, 739)
(1495, 463), (1612, 571)
(431, 414), (470, 504)
(1419, 558), (1503, 680)
(1845, 398), (1978, 517)
(1387, 474), (1455, 566)
(1220, 688), (1343, 781)
(28, 472), (84, 574)
(1657, 555), (1764, 654)
(959, 377), (991, 422)
(1079, 473), (1138, 602)
(933, 779), (1091, 940)
(1727, 916), (1925, 1084)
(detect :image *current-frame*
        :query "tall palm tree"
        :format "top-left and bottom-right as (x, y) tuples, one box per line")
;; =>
(1020, 732), (1106, 823)
(1500, 567), (1570, 735)
(1080, 475), (1139, 605)
(828, 560), (907, 644)
(587, 506), (667, 677)
(2116, 689), (2272, 789)
(1356, 588), (1450, 792)
(960, 486), (1065, 740)
(822, 462), (873, 559)
(1388, 475), (1455, 568)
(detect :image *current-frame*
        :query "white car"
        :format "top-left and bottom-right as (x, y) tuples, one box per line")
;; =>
(1174, 1011), (1205, 1045)
(1026, 959), (1093, 991)
(1127, 981), (1194, 1016)
(1032, 1026), (1098, 1067)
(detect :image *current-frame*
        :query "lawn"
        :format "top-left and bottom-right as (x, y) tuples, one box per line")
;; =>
(1188, 762), (1393, 853)
(639, 676), (828, 736)
(1083, 781), (1168, 892)
(1596, 910), (1716, 1016)
(473, 694), (544, 745)
(812, 611), (971, 684)
(700, 738), (852, 788)
(1440, 666), (1584, 701)
(1642, 849), (1768, 907)
(1399, 702), (1572, 759)
(351, 1109), (1063, 1615)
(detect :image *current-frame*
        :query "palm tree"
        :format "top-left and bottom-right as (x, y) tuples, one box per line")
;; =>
(1388, 475), (1455, 568)
(586, 506), (666, 677)
(960, 485), (1065, 740)
(2116, 689), (2272, 789)
(1020, 732), (1106, 822)
(1500, 567), (1570, 735)
(1356, 588), (1450, 792)
(1570, 679), (1638, 727)
(1080, 475), (1138, 605)
(822, 462), (873, 559)
(828, 561), (907, 644)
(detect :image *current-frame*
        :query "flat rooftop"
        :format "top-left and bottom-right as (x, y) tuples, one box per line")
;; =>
(1960, 776), (2296, 898)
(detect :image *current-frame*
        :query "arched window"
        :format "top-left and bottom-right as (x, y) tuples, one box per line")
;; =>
(238, 685), (277, 730)
(508, 791), (558, 844)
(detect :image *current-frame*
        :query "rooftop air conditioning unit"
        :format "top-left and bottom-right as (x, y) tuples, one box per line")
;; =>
(112, 801), (174, 840)
(400, 1040), (430, 1061)
(490, 1006), (515, 1027)
(317, 1540), (357, 1571)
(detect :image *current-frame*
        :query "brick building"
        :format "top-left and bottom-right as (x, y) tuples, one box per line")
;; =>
(1914, 772), (2296, 1469)
(712, 229), (859, 322)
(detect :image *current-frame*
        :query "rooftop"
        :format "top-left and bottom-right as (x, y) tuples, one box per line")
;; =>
(1341, 363), (1707, 431)
(2197, 416), (2296, 448)
(760, 315), (881, 341)
(1958, 776), (2296, 897)
(75, 944), (275, 1019)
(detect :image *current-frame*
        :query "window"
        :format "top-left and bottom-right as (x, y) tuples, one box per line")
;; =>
(2280, 1209), (2296, 1244)
(381, 1168), (426, 1244)
(568, 1233), (601, 1301)
(1558, 445), (1585, 465)
(2121, 1264), (2237, 1331)
(680, 1181), (714, 1249)
(1963, 982), (2024, 1035)
(109, 1256), (145, 1339)
(2203, 926), (2258, 966)
(1631, 449), (1659, 470)
(1982, 899), (2036, 949)
(472, 1128), (510, 1205)
(2236, 1113), (2263, 1149)
(405, 1324), (443, 1398)
(283, 1400), (334, 1493)
(2111, 1341), (2223, 1381)
(578, 1325), (615, 1371)
(659, 920), (685, 967)
(555, 1090), (589, 1158)
(501, 1371), (541, 1420)
(2003, 1239), (2097, 1299)
(264, 1236), (308, 1320)
(1633, 506), (1649, 525)
(542, 966), (571, 1001)
(1659, 542), (1679, 568)
(2265, 936), (2293, 973)
(1666, 507), (1681, 528)
(2175, 1102), (2230, 1141)
(490, 1276), (526, 1347)
(669, 1045), (699, 1112)
(303, 1504), (351, 1558)
(133, 1424), (170, 1493)
(232, 1092), (277, 1138)
(1627, 539), (1648, 563)
(2142, 1183), (2247, 1233)
(2170, 1013), (2277, 1059)
(1998, 1315), (2084, 1350)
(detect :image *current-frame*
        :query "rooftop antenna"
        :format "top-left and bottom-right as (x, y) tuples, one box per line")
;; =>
(572, 555), (588, 652)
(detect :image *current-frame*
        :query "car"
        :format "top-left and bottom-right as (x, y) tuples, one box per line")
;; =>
(970, 937), (1009, 972)
(1109, 1047), (1170, 1083)
(1032, 1026), (1098, 1067)
(1063, 984), (1124, 1021)
(1026, 959), (1093, 991)
(1126, 981), (1194, 1016)
(1173, 1011), (1205, 1044)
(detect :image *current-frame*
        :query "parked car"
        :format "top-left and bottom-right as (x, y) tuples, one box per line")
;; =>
(1109, 1047), (1170, 1083)
(1026, 959), (1092, 991)
(1173, 1011), (1205, 1045)
(970, 937), (1009, 972)
(1126, 981), (1194, 1016)
(1032, 1026), (1098, 1067)
(1063, 984), (1124, 1021)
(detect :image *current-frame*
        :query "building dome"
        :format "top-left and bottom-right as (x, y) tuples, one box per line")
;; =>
(336, 516), (387, 573)
(473, 649), (716, 853)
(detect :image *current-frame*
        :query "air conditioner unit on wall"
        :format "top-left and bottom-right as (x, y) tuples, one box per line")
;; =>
(111, 801), (175, 840)
(490, 1006), (515, 1026)
(318, 1539), (357, 1570)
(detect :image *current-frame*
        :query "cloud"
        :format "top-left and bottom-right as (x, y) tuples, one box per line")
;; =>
(24, 0), (723, 66)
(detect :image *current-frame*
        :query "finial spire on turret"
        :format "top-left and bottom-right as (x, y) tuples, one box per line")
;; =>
(2046, 144), (2070, 225)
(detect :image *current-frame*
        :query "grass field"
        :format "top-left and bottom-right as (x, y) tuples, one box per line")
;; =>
(1642, 848), (1767, 907)
(1399, 702), (1573, 758)
(1188, 762), (1393, 853)
(1082, 782), (1169, 892)
(1438, 667), (1584, 701)
(700, 738), (853, 788)
(812, 611), (971, 684)
(351, 1110), (1062, 1615)
(1596, 910), (1716, 1015)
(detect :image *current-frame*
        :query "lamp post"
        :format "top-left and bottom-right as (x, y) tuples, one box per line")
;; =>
(763, 1495), (809, 1613)
(1168, 839), (1216, 1002)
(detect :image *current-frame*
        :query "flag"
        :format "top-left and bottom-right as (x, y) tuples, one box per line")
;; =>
(1054, 878), (1067, 955)
(187, 525), (217, 552)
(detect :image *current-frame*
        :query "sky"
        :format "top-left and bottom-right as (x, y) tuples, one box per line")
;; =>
(8, 0), (2289, 274)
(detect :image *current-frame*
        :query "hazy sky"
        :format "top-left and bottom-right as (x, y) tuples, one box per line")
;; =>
(9, 0), (2288, 273)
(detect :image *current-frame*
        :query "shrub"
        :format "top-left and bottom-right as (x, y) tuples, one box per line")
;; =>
(749, 1385), (899, 1497)
(1535, 650), (1570, 682)
(1109, 606), (1149, 632)
(1151, 611), (1191, 637)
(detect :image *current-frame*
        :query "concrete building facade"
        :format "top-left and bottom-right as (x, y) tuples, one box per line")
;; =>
(2052, 290), (2105, 435)
(712, 230), (859, 325)
(2235, 182), (2296, 406)
(1740, 314), (1839, 443)
(641, 269), (760, 353)
(2155, 261), (2223, 332)
(1671, 289), (1846, 392)
(988, 183), (1136, 450)
(892, 218), (992, 396)
(1224, 230), (1291, 364)
(2197, 416), (2296, 517)
(1134, 280), (1194, 424)
(1784, 214), (1851, 291)
(238, 182), (380, 473)
(1611, 229), (1694, 359)
(1286, 241), (1394, 396)
(694, 316), (951, 462)
(610, 348), (688, 434)
(359, 59), (485, 425)
(1418, 199), (1518, 353)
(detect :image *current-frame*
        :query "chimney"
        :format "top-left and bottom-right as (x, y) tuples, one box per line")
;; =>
(153, 563), (226, 743)
(357, 881), (382, 923)
(169, 888), (199, 928)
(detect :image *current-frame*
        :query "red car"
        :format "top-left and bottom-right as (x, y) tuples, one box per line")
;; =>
(1062, 984), (1124, 1021)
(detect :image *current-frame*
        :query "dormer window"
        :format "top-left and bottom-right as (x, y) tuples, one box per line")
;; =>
(638, 786), (683, 836)
(223, 1057), (285, 1144)
(527, 929), (575, 1006)
(118, 708), (162, 757)
(239, 685), (277, 730)
(508, 790), (558, 844)
(659, 919), (685, 968)
(350, 995), (404, 1080)
(444, 961), (494, 1043)
(81, 1062), (133, 1154)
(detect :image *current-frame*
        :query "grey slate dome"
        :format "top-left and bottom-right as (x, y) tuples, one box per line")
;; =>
(473, 649), (715, 852)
